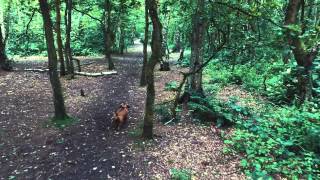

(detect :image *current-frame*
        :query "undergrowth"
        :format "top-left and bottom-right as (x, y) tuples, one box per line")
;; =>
(47, 116), (77, 129)
(223, 102), (320, 179)
(195, 59), (320, 178)
(169, 168), (192, 180)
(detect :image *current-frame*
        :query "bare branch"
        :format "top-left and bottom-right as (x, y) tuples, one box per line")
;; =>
(73, 7), (103, 24)
(26, 9), (37, 35)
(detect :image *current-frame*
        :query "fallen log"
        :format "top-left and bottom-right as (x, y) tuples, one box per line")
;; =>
(74, 71), (117, 77)
(23, 68), (49, 72)
(80, 61), (95, 66)
(18, 68), (117, 77)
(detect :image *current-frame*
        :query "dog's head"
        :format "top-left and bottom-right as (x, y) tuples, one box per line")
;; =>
(119, 102), (130, 109)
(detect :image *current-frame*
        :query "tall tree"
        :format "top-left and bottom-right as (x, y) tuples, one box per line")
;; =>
(142, 0), (163, 139)
(0, 26), (8, 70)
(104, 0), (115, 70)
(285, 0), (320, 104)
(140, 0), (149, 87)
(0, 1), (11, 71)
(65, 0), (75, 77)
(118, 0), (126, 55)
(55, 0), (66, 76)
(188, 0), (207, 95)
(39, 0), (68, 120)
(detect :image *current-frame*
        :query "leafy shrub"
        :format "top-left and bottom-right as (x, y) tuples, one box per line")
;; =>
(155, 103), (176, 123)
(204, 59), (298, 104)
(165, 81), (179, 91)
(187, 95), (250, 127)
(169, 168), (192, 180)
(224, 103), (320, 179)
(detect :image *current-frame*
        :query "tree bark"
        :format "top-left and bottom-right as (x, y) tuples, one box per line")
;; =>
(285, 0), (320, 104)
(142, 0), (163, 139)
(65, 0), (74, 77)
(119, 28), (125, 54)
(39, 0), (68, 120)
(119, 0), (126, 55)
(104, 0), (115, 70)
(55, 0), (66, 76)
(140, 0), (149, 87)
(0, 26), (8, 70)
(189, 0), (207, 96)
(0, 2), (11, 71)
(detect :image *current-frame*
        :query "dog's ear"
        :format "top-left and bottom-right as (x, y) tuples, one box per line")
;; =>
(124, 102), (130, 108)
(111, 113), (116, 120)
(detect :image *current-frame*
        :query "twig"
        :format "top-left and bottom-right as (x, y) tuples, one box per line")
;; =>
(164, 118), (174, 125)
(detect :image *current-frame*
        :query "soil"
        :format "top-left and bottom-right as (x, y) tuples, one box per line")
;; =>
(0, 50), (146, 179)
(0, 44), (243, 179)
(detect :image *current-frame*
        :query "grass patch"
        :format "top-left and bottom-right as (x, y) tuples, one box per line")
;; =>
(128, 120), (144, 138)
(164, 81), (178, 91)
(128, 121), (157, 150)
(169, 168), (192, 180)
(128, 126), (143, 138)
(47, 116), (78, 129)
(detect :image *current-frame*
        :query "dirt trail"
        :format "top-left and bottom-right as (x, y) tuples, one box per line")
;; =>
(0, 43), (244, 180)
(0, 44), (146, 179)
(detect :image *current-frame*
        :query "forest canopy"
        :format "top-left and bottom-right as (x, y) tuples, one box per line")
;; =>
(0, 0), (319, 179)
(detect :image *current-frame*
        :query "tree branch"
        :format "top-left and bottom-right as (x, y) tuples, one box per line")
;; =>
(25, 9), (36, 35)
(73, 7), (103, 24)
(171, 29), (228, 119)
(212, 1), (284, 28)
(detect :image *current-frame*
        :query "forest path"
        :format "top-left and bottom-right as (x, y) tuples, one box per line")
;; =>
(0, 43), (147, 179)
(1, 42), (244, 179)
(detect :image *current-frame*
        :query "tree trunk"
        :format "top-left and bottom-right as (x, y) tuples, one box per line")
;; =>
(0, 26), (8, 70)
(285, 0), (319, 104)
(140, 0), (149, 87)
(39, 0), (68, 120)
(55, 0), (66, 76)
(65, 0), (74, 78)
(119, 0), (125, 55)
(172, 31), (182, 53)
(142, 0), (163, 139)
(189, 0), (207, 96)
(177, 48), (184, 62)
(119, 28), (125, 54)
(104, 0), (115, 70)
(0, 2), (11, 71)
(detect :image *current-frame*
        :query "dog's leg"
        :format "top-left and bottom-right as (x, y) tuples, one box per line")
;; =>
(118, 117), (125, 131)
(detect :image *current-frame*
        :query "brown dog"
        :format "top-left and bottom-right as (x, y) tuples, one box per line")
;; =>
(111, 103), (130, 130)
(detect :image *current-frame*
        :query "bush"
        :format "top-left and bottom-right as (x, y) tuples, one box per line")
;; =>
(224, 103), (320, 179)
(164, 81), (179, 91)
(169, 168), (192, 180)
(155, 103), (176, 123)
